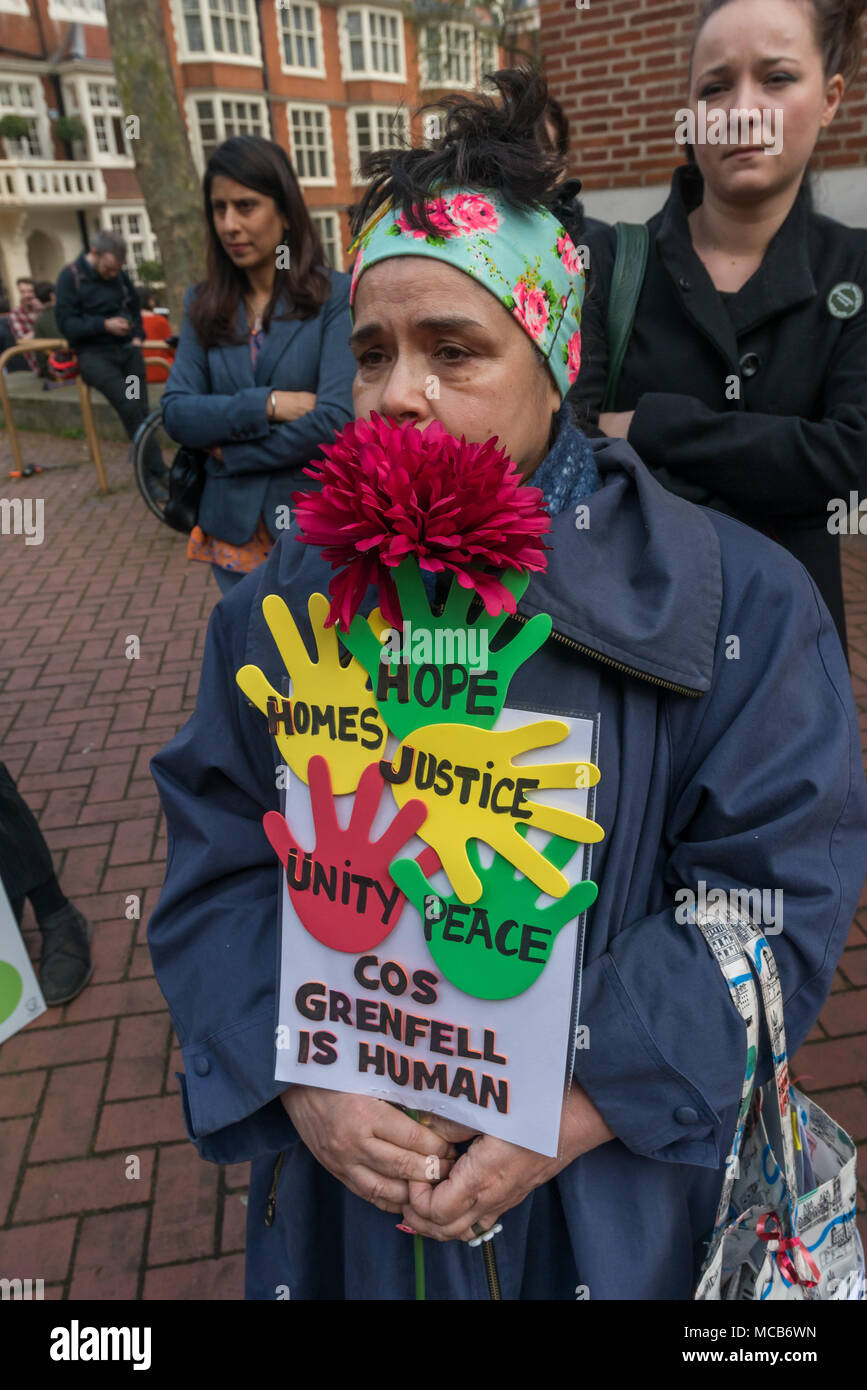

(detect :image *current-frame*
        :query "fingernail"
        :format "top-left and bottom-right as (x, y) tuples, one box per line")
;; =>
(396, 1222), (417, 1235)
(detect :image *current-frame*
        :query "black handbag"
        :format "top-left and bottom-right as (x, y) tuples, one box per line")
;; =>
(163, 444), (208, 534)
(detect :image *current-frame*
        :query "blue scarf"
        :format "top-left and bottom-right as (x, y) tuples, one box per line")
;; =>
(532, 402), (600, 516)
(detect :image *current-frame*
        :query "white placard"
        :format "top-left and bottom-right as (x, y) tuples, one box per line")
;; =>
(0, 877), (47, 1045)
(274, 705), (599, 1157)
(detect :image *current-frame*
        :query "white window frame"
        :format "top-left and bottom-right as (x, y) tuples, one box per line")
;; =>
(421, 21), (476, 90)
(47, 0), (107, 25)
(63, 78), (135, 167)
(338, 5), (405, 83)
(184, 91), (268, 174)
(286, 102), (334, 187)
(0, 74), (52, 160)
(0, 0), (31, 16)
(346, 105), (409, 184)
(172, 0), (262, 66)
(102, 205), (160, 274)
(276, 0), (325, 77)
(477, 30), (498, 80)
(310, 210), (342, 271)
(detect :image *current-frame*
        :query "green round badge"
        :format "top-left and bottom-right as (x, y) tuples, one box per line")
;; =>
(827, 282), (864, 319)
(0, 960), (23, 1025)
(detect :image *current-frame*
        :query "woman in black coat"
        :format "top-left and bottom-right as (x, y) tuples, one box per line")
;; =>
(569, 0), (867, 654)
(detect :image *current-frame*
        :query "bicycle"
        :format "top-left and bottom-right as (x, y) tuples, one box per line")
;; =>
(131, 406), (177, 526)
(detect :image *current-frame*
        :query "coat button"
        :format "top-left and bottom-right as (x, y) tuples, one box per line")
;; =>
(679, 276), (691, 291)
(674, 1105), (698, 1125)
(739, 351), (761, 377)
(193, 1056), (211, 1076)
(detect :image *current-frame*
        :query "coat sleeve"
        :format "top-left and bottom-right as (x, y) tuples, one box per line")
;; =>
(627, 271), (867, 518)
(54, 265), (105, 348)
(219, 273), (356, 476)
(574, 547), (867, 1167)
(160, 287), (271, 450)
(148, 579), (300, 1164)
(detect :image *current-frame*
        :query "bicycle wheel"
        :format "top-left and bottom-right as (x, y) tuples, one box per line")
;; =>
(131, 407), (174, 525)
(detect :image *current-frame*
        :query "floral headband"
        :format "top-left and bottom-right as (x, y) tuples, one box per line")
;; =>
(347, 189), (584, 397)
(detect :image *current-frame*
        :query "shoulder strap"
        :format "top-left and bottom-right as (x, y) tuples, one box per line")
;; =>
(602, 222), (649, 413)
(694, 903), (798, 1227)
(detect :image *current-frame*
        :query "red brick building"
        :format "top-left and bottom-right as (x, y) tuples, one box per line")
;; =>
(540, 0), (867, 228)
(0, 0), (517, 295)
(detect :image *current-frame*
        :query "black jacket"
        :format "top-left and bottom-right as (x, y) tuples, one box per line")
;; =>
(55, 252), (144, 351)
(568, 164), (867, 650)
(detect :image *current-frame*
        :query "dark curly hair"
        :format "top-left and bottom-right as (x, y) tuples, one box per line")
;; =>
(350, 67), (574, 242)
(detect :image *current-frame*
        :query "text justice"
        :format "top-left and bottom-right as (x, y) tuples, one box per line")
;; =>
(379, 747), (537, 817)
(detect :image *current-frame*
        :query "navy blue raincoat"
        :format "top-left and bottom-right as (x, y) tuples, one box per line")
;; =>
(148, 421), (867, 1300)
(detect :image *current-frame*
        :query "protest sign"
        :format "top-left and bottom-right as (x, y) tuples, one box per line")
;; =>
(268, 701), (600, 1158)
(0, 876), (46, 1045)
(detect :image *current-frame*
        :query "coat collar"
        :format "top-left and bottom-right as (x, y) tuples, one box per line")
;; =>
(656, 165), (816, 361)
(517, 434), (721, 695)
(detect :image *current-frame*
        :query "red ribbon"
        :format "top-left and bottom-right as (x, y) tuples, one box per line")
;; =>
(757, 1213), (821, 1288)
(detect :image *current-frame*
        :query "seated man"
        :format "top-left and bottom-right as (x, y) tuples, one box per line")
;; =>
(55, 232), (166, 484)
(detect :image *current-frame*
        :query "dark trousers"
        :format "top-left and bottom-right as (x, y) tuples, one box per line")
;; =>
(0, 763), (54, 921)
(77, 344), (162, 475)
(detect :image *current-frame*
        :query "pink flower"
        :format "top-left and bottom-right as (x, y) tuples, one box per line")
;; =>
(557, 234), (583, 276)
(566, 329), (582, 385)
(396, 198), (458, 239)
(512, 282), (550, 342)
(448, 194), (499, 234)
(292, 415), (551, 629)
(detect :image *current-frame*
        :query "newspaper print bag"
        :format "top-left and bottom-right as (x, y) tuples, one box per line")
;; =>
(693, 904), (863, 1301)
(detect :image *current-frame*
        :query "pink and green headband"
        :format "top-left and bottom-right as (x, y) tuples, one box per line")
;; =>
(348, 189), (584, 398)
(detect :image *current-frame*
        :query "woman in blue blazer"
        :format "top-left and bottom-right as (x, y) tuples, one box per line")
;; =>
(162, 135), (356, 594)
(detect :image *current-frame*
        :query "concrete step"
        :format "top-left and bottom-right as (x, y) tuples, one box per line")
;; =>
(0, 371), (166, 442)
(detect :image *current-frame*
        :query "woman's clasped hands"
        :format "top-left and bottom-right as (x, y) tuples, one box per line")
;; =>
(282, 1080), (614, 1243)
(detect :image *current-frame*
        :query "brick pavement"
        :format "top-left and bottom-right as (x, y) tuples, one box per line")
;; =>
(0, 431), (865, 1300)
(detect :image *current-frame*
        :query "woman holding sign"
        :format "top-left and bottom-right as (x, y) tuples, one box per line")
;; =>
(148, 69), (867, 1299)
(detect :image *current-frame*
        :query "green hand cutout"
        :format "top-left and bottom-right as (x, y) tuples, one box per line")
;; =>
(339, 557), (552, 741)
(390, 829), (598, 999)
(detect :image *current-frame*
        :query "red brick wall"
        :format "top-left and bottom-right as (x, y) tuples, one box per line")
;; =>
(539, 0), (867, 188)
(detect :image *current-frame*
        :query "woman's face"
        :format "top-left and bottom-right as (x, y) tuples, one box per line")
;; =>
(350, 259), (561, 477)
(209, 174), (287, 278)
(689, 0), (844, 203)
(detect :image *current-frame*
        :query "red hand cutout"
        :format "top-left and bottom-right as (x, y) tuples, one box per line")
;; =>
(263, 755), (439, 952)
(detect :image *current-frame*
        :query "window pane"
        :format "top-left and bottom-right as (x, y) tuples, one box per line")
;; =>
(346, 10), (361, 35)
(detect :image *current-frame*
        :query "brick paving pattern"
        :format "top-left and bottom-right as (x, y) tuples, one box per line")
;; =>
(0, 432), (865, 1299)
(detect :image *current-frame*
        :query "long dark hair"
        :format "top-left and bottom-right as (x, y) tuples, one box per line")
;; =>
(190, 135), (330, 349)
(350, 67), (570, 241)
(691, 0), (866, 84)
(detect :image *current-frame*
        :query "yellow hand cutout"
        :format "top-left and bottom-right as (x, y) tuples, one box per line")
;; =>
(236, 592), (389, 794)
(380, 720), (603, 903)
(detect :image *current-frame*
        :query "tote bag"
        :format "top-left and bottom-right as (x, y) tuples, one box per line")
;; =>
(693, 903), (863, 1301)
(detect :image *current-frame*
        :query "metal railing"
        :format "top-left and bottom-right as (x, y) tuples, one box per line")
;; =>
(0, 338), (173, 493)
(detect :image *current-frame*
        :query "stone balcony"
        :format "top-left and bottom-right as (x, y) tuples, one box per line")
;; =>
(0, 159), (107, 207)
